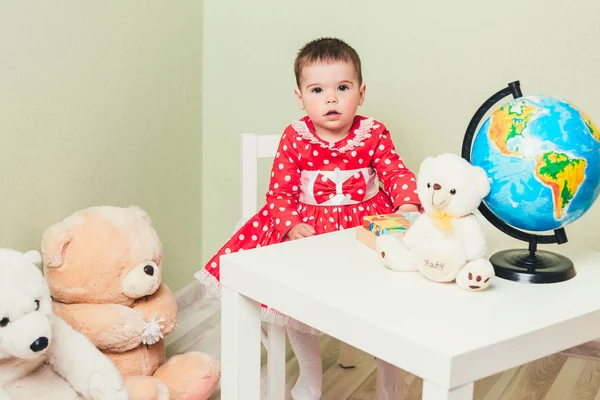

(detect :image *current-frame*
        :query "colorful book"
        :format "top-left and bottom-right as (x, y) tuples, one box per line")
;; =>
(362, 212), (421, 236)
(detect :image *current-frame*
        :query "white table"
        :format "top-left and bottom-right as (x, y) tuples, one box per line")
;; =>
(220, 221), (600, 400)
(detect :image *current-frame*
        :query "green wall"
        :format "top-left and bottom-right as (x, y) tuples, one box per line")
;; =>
(0, 1), (203, 292)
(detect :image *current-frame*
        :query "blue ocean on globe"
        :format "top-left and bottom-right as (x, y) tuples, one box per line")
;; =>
(471, 95), (600, 232)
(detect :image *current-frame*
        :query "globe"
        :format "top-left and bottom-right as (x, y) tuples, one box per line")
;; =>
(462, 81), (600, 284)
(471, 95), (600, 232)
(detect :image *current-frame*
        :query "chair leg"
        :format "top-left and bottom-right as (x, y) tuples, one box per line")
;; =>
(261, 326), (269, 350)
(338, 342), (357, 368)
(267, 323), (287, 399)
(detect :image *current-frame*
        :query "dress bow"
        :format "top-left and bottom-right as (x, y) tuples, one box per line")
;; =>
(313, 171), (366, 204)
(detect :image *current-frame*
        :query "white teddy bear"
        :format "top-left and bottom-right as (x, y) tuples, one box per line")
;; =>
(0, 248), (128, 400)
(376, 153), (496, 291)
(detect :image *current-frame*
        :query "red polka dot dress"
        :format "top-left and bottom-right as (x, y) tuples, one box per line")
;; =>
(195, 115), (421, 333)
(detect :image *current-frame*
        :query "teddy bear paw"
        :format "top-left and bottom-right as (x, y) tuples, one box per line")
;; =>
(375, 235), (418, 272)
(456, 259), (494, 291)
(89, 371), (128, 400)
(124, 376), (170, 400)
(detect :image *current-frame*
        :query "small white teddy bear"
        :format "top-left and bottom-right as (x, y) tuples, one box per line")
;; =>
(0, 248), (128, 400)
(376, 153), (496, 291)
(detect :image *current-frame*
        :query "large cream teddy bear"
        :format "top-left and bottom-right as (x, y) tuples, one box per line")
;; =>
(40, 206), (220, 400)
(0, 248), (128, 400)
(376, 153), (495, 291)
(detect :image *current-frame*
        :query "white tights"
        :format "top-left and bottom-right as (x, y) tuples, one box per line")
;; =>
(376, 358), (407, 399)
(286, 326), (322, 400)
(286, 326), (406, 400)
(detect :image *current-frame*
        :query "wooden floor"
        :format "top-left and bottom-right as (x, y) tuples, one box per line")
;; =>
(166, 282), (600, 400)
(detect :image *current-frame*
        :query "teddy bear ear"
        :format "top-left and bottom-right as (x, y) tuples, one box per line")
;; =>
(24, 250), (42, 267)
(41, 214), (81, 268)
(473, 166), (491, 198)
(128, 205), (152, 224)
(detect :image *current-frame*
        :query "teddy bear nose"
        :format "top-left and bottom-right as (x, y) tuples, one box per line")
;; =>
(433, 183), (442, 190)
(30, 337), (49, 352)
(143, 265), (155, 276)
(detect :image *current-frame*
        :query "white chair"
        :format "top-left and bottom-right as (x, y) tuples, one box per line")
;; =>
(240, 133), (358, 399)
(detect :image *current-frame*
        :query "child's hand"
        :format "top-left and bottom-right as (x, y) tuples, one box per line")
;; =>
(396, 204), (421, 214)
(286, 223), (316, 240)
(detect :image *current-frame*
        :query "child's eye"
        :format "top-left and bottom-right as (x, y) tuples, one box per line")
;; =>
(338, 85), (349, 91)
(311, 87), (323, 94)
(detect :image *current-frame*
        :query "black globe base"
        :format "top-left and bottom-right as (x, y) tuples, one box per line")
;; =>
(490, 249), (576, 284)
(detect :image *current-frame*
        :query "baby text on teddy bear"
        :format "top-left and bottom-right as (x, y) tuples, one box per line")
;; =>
(423, 259), (445, 271)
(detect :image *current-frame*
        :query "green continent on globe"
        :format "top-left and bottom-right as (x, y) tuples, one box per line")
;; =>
(581, 110), (600, 142)
(535, 151), (586, 220)
(490, 102), (537, 156)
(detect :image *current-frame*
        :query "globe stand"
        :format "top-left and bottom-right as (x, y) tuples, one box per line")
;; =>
(489, 240), (575, 284)
(462, 80), (576, 284)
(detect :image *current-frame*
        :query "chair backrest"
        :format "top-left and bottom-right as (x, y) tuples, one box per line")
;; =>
(241, 134), (280, 220)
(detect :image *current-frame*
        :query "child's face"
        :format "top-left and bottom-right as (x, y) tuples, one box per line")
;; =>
(294, 61), (366, 136)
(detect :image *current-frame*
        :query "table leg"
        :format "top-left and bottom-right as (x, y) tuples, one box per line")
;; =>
(221, 286), (262, 400)
(422, 381), (473, 400)
(267, 323), (286, 400)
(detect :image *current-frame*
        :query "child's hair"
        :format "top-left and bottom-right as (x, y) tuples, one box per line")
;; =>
(294, 37), (362, 87)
